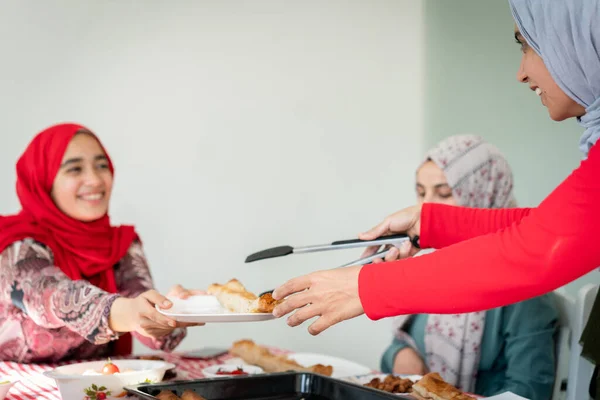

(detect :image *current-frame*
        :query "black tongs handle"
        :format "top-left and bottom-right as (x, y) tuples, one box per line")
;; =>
(331, 234), (420, 249)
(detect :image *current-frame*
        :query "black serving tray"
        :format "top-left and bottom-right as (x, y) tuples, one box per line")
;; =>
(125, 372), (414, 400)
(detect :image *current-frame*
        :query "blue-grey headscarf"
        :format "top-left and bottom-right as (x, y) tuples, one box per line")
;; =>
(509, 0), (600, 156)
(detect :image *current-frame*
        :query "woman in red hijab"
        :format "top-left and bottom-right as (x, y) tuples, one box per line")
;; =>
(0, 123), (199, 363)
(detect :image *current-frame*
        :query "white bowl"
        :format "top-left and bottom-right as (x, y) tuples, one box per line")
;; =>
(44, 359), (174, 399)
(0, 378), (18, 400)
(201, 364), (264, 378)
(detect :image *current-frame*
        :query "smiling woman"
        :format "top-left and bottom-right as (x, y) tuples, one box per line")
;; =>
(0, 123), (203, 363)
(51, 132), (114, 222)
(272, 0), (599, 396)
(514, 30), (586, 122)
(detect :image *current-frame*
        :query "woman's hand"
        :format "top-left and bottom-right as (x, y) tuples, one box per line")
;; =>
(109, 290), (203, 339)
(359, 204), (422, 262)
(393, 347), (428, 375)
(272, 266), (364, 335)
(270, 205), (424, 335)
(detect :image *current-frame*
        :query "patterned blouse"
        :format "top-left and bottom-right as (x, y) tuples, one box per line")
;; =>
(0, 239), (186, 363)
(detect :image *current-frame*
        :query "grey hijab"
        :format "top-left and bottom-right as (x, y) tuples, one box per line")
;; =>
(509, 0), (600, 156)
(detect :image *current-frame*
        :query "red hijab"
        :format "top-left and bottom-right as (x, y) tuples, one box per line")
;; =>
(0, 123), (138, 355)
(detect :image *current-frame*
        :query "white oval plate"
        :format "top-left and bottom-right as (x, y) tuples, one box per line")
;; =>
(156, 295), (275, 323)
(286, 353), (372, 378)
(225, 353), (372, 378)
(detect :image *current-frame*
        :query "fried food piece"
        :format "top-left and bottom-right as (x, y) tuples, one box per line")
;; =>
(156, 390), (181, 400)
(181, 389), (207, 400)
(364, 374), (414, 393)
(412, 373), (476, 400)
(253, 292), (281, 313)
(137, 355), (164, 361)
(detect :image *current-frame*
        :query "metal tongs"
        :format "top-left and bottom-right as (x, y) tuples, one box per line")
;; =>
(245, 234), (420, 295)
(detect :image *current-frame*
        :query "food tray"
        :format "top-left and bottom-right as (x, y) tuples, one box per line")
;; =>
(125, 372), (414, 399)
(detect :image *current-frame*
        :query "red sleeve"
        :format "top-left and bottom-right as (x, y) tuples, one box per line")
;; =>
(420, 204), (532, 248)
(359, 144), (600, 320)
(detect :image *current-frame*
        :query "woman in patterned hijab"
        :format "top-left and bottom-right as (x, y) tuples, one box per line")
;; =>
(381, 135), (557, 399)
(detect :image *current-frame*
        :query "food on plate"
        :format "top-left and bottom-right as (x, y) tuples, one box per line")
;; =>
(216, 366), (248, 376)
(137, 355), (164, 361)
(229, 339), (333, 376)
(156, 390), (206, 400)
(102, 358), (120, 375)
(411, 373), (476, 400)
(364, 374), (414, 393)
(207, 279), (282, 313)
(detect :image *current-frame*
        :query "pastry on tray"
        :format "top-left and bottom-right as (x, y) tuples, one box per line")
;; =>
(411, 373), (476, 400)
(156, 390), (181, 400)
(156, 390), (206, 400)
(207, 279), (281, 313)
(230, 339), (333, 376)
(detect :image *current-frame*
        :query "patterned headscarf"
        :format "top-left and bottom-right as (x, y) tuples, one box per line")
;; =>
(392, 135), (516, 392)
(425, 134), (516, 208)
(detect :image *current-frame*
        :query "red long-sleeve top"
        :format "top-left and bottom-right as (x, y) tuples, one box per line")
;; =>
(358, 143), (600, 320)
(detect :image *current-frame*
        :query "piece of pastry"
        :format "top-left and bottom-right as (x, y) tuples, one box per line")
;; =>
(411, 373), (476, 400)
(230, 339), (333, 376)
(208, 279), (281, 313)
(155, 390), (181, 400)
(252, 292), (281, 313)
(181, 389), (207, 400)
(137, 355), (164, 361)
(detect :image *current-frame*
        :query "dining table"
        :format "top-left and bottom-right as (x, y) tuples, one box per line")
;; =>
(0, 349), (286, 400)
(0, 349), (492, 400)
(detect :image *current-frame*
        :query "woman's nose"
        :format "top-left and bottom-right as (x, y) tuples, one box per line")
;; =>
(84, 168), (103, 187)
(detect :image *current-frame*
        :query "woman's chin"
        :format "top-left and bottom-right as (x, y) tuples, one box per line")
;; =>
(69, 209), (109, 222)
(546, 102), (586, 122)
(547, 108), (570, 122)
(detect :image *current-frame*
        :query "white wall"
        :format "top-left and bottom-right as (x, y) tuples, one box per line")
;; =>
(0, 1), (424, 369)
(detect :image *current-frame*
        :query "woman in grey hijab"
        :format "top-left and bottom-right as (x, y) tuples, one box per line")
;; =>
(273, 0), (599, 396)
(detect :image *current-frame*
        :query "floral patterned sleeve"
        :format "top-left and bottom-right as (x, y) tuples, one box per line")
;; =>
(114, 241), (186, 352)
(0, 239), (120, 345)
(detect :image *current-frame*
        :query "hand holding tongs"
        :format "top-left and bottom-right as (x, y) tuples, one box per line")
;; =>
(245, 234), (420, 296)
